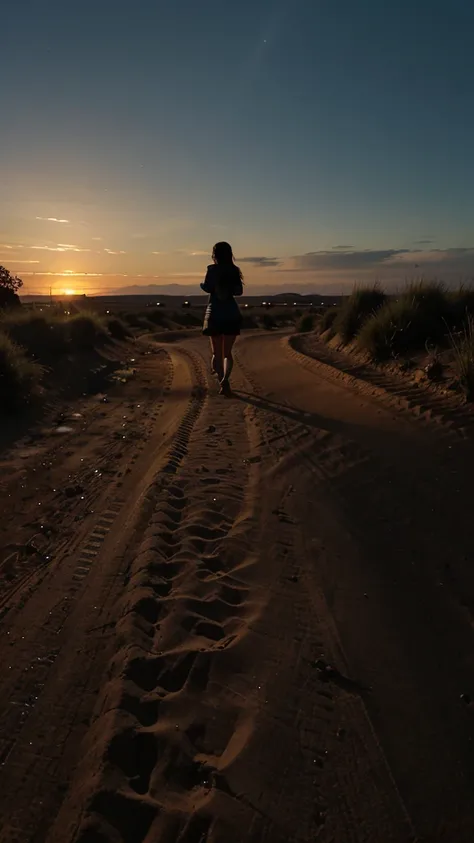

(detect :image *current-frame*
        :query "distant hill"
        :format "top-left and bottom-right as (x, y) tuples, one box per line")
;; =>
(20, 290), (342, 307)
(106, 284), (328, 301)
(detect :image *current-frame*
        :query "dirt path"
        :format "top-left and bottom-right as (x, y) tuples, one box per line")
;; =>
(1, 331), (474, 842)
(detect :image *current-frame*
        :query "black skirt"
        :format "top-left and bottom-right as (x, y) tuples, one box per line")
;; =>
(202, 317), (241, 337)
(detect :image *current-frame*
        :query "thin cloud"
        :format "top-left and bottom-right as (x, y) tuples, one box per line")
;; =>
(21, 271), (105, 277)
(11, 260), (40, 264)
(413, 238), (435, 245)
(36, 216), (70, 223)
(291, 249), (409, 270)
(92, 237), (103, 241)
(104, 248), (127, 255)
(29, 245), (90, 252)
(240, 256), (282, 267)
(332, 244), (354, 250)
(276, 247), (474, 285)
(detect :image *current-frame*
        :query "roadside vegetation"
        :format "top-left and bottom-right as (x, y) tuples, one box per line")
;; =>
(106, 316), (132, 341)
(356, 283), (469, 359)
(0, 332), (42, 412)
(450, 316), (474, 401)
(296, 313), (315, 333)
(334, 286), (386, 343)
(0, 266), (138, 414)
(316, 281), (474, 400)
(0, 308), (110, 360)
(319, 307), (339, 337)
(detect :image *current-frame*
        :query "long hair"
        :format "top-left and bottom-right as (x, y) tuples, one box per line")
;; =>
(212, 241), (243, 300)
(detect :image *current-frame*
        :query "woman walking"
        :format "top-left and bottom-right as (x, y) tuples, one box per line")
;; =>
(201, 242), (243, 396)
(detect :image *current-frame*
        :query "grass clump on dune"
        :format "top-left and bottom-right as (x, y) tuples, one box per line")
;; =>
(448, 286), (474, 331)
(319, 307), (339, 336)
(172, 309), (201, 328)
(145, 308), (168, 327)
(261, 313), (276, 330)
(357, 298), (416, 359)
(451, 316), (474, 401)
(357, 282), (449, 360)
(106, 316), (132, 341)
(0, 310), (69, 359)
(122, 311), (154, 331)
(0, 332), (42, 412)
(296, 313), (315, 333)
(0, 309), (110, 357)
(334, 286), (387, 343)
(68, 311), (107, 349)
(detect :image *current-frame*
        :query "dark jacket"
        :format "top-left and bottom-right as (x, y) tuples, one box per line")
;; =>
(201, 264), (243, 326)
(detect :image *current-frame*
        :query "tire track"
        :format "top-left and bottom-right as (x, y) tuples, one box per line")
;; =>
(231, 336), (417, 842)
(290, 333), (474, 440)
(0, 345), (203, 843)
(0, 347), (173, 616)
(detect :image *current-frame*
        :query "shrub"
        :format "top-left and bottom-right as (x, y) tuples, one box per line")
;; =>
(106, 316), (131, 341)
(241, 312), (258, 329)
(123, 312), (141, 328)
(146, 308), (167, 326)
(172, 310), (201, 328)
(123, 312), (153, 330)
(451, 317), (474, 401)
(319, 307), (339, 336)
(261, 313), (275, 330)
(448, 286), (474, 331)
(358, 282), (449, 360)
(0, 331), (41, 412)
(334, 286), (387, 343)
(0, 311), (69, 359)
(296, 313), (314, 333)
(68, 312), (107, 350)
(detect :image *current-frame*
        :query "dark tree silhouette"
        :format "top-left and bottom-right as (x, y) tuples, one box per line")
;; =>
(0, 266), (23, 293)
(0, 266), (22, 308)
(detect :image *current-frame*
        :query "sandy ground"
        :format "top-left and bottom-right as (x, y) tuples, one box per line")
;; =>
(1, 330), (474, 842)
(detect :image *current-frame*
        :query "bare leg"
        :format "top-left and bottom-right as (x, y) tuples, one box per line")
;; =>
(209, 339), (216, 374)
(221, 335), (236, 391)
(210, 335), (224, 381)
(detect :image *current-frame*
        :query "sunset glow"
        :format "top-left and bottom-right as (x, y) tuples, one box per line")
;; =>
(2, 1), (474, 297)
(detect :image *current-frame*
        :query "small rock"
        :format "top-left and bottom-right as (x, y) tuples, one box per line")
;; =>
(460, 693), (471, 705)
(208, 425), (216, 433)
(65, 484), (84, 498)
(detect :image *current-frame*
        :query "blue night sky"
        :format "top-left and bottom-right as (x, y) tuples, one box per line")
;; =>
(1, 0), (473, 295)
